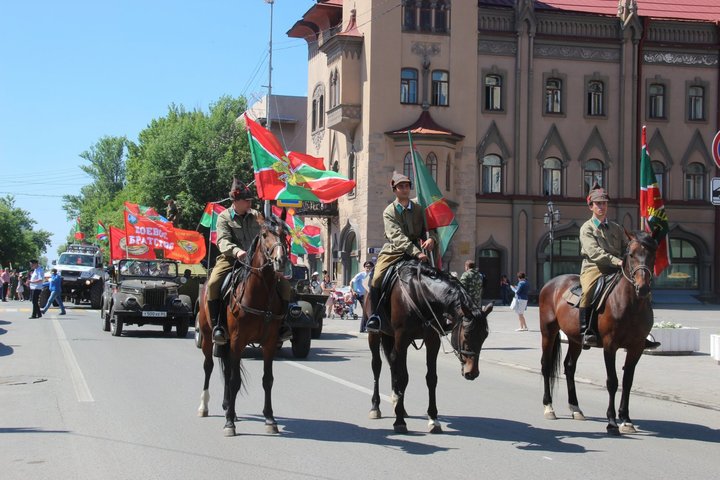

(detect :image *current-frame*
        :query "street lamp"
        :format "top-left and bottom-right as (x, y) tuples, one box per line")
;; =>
(543, 201), (561, 279)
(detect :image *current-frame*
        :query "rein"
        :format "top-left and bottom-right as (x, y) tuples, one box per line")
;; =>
(621, 241), (654, 296)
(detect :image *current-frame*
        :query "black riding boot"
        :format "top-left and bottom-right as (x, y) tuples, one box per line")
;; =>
(644, 338), (661, 350)
(278, 320), (293, 342)
(579, 307), (597, 349)
(365, 286), (382, 333)
(208, 299), (227, 346)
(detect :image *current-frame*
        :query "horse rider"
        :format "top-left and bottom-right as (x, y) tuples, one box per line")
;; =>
(206, 178), (292, 353)
(164, 195), (180, 226)
(365, 172), (437, 333)
(579, 183), (660, 350)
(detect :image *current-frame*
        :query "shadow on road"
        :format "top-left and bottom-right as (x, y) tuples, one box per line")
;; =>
(632, 419), (719, 443)
(0, 341), (13, 356)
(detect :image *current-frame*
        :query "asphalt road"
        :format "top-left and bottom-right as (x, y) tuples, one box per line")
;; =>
(1, 302), (718, 480)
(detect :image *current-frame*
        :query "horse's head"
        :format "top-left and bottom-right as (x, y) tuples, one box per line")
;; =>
(450, 291), (492, 381)
(623, 230), (657, 298)
(255, 208), (290, 275)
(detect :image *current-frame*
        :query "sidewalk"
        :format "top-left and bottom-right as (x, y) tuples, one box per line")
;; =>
(342, 303), (720, 411)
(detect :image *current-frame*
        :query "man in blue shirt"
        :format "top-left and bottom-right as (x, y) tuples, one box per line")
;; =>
(42, 268), (66, 315)
(351, 261), (373, 331)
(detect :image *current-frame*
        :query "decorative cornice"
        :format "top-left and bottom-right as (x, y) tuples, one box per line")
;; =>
(535, 44), (620, 62)
(643, 52), (718, 67)
(478, 40), (517, 57)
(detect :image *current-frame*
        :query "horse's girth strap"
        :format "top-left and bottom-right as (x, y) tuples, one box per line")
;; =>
(241, 304), (285, 322)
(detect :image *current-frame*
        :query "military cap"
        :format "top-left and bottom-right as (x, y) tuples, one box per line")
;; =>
(391, 172), (412, 189)
(230, 177), (254, 200)
(587, 182), (609, 205)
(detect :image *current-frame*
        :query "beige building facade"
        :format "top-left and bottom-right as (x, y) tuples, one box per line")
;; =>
(288, 0), (720, 300)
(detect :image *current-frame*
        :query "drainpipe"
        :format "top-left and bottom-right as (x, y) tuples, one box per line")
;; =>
(714, 21), (720, 298)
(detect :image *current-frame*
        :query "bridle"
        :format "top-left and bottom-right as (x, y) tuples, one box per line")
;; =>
(621, 239), (654, 296)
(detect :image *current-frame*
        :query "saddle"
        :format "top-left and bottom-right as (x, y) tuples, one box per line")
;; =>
(562, 272), (621, 313)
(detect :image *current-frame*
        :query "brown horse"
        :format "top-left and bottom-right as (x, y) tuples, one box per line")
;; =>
(365, 260), (491, 433)
(539, 230), (657, 435)
(196, 210), (289, 436)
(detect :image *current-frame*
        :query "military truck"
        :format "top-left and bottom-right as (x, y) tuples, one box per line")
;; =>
(43, 244), (104, 309)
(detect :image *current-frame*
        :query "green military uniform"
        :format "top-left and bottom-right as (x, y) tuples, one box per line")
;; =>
(370, 199), (437, 288)
(578, 216), (625, 308)
(460, 268), (484, 306)
(206, 207), (261, 301)
(166, 201), (179, 225)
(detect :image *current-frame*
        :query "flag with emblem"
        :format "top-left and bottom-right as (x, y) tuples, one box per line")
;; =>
(199, 202), (226, 245)
(408, 132), (458, 268)
(272, 206), (324, 265)
(640, 126), (671, 276)
(245, 114), (355, 203)
(73, 217), (85, 241)
(96, 221), (108, 242)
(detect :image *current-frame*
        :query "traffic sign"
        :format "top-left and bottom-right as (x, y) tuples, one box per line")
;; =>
(711, 177), (720, 206)
(712, 130), (720, 170)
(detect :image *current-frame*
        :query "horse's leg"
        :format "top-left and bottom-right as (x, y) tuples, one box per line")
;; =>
(425, 336), (441, 433)
(368, 332), (383, 419)
(563, 342), (586, 420)
(603, 348), (620, 436)
(382, 334), (405, 417)
(618, 347), (644, 434)
(223, 353), (242, 437)
(262, 343), (279, 434)
(392, 340), (410, 434)
(197, 345), (214, 417)
(541, 331), (561, 420)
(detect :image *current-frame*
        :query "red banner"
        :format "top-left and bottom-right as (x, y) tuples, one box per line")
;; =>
(124, 202), (176, 258)
(166, 229), (207, 264)
(109, 226), (156, 260)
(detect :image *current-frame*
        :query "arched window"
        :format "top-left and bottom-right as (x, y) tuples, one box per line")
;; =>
(481, 154), (502, 194)
(431, 70), (449, 106)
(649, 84), (665, 119)
(545, 78), (562, 113)
(543, 157), (562, 196)
(426, 152), (438, 182)
(403, 152), (414, 189)
(312, 84), (325, 132)
(484, 74), (502, 111)
(583, 159), (604, 195)
(329, 69), (340, 108)
(654, 238), (699, 289)
(348, 151), (356, 197)
(688, 86), (704, 121)
(652, 161), (666, 195)
(542, 235), (581, 284)
(686, 162), (705, 200)
(587, 80), (604, 116)
(401, 68), (418, 104)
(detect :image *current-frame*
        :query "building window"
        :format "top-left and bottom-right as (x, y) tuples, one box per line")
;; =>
(543, 157), (562, 196)
(484, 75), (502, 111)
(654, 238), (699, 289)
(419, 1), (433, 32)
(445, 155), (451, 191)
(425, 152), (438, 182)
(583, 159), (604, 195)
(329, 69), (339, 108)
(587, 80), (604, 116)
(402, 0), (417, 31)
(348, 151), (356, 197)
(311, 84), (325, 132)
(434, 0), (449, 33)
(481, 154), (502, 194)
(431, 70), (449, 106)
(401, 68), (418, 104)
(685, 162), (705, 200)
(649, 84), (665, 119)
(403, 152), (414, 189)
(688, 86), (704, 121)
(652, 161), (666, 195)
(542, 235), (581, 284)
(545, 78), (562, 114)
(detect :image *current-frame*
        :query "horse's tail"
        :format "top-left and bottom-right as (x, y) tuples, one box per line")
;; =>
(548, 333), (562, 392)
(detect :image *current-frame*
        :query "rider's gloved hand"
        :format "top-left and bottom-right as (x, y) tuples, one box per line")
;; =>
(235, 249), (247, 260)
(417, 253), (429, 263)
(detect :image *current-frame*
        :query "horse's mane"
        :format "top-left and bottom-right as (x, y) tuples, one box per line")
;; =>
(235, 213), (287, 285)
(631, 230), (658, 253)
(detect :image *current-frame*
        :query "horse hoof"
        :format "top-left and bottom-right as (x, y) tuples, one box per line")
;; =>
(428, 423), (443, 434)
(197, 409), (208, 417)
(607, 425), (620, 436)
(368, 409), (381, 420)
(224, 426), (236, 437)
(572, 411), (586, 421)
(393, 424), (408, 434)
(620, 422), (637, 434)
(266, 423), (279, 434)
(543, 405), (557, 420)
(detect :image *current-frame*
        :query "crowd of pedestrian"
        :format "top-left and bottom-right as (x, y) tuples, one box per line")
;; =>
(0, 260), (68, 317)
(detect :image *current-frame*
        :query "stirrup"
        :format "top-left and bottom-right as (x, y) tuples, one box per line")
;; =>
(582, 333), (597, 350)
(278, 324), (293, 342)
(212, 327), (227, 345)
(366, 315), (381, 333)
(644, 339), (661, 350)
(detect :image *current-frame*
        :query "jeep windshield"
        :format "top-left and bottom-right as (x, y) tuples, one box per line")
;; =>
(58, 253), (95, 267)
(118, 260), (177, 279)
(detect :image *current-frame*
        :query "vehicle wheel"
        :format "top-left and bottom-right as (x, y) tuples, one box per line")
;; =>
(311, 316), (323, 339)
(38, 288), (50, 311)
(163, 323), (172, 334)
(194, 313), (202, 348)
(176, 317), (189, 338)
(110, 308), (123, 337)
(291, 327), (311, 358)
(90, 282), (103, 309)
(101, 301), (111, 332)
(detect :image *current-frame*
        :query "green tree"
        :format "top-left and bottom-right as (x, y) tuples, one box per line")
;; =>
(0, 195), (52, 267)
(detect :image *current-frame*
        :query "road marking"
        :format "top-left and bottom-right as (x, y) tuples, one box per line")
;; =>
(52, 318), (94, 402)
(286, 361), (391, 403)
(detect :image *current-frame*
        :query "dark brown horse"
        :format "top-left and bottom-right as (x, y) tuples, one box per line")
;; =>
(539, 230), (657, 435)
(196, 210), (289, 436)
(365, 261), (491, 433)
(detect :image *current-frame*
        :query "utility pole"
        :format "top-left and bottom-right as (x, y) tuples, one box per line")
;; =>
(265, 0), (274, 130)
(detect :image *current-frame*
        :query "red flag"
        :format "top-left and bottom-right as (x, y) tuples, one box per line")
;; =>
(110, 226), (155, 260)
(74, 217), (85, 241)
(199, 202), (226, 245)
(124, 202), (177, 258)
(640, 126), (671, 275)
(166, 229), (207, 264)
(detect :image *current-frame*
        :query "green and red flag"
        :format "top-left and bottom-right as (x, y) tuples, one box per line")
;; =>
(640, 126), (671, 275)
(96, 221), (108, 242)
(73, 217), (85, 241)
(199, 202), (226, 245)
(272, 206), (324, 265)
(408, 132), (458, 268)
(245, 114), (355, 203)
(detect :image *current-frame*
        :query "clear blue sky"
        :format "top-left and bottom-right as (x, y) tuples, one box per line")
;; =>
(0, 0), (314, 261)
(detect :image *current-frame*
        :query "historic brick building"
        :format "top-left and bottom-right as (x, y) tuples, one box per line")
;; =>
(288, 0), (720, 300)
